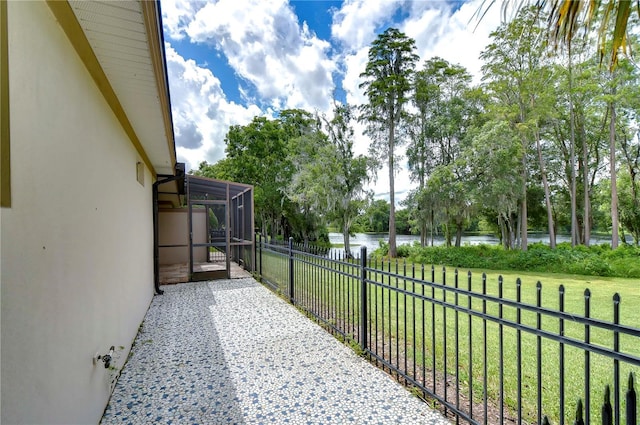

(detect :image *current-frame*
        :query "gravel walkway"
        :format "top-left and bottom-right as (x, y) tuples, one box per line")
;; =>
(101, 279), (450, 425)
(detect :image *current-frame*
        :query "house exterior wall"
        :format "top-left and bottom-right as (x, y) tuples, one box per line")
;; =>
(1, 2), (155, 424)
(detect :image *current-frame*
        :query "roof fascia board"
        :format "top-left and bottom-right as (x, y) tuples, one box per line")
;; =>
(141, 0), (176, 173)
(46, 0), (158, 179)
(1, 0), (10, 207)
(188, 174), (254, 191)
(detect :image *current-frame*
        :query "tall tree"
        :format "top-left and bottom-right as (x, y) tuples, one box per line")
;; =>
(616, 55), (640, 245)
(468, 120), (524, 249)
(220, 116), (290, 239)
(567, 42), (580, 247)
(609, 75), (620, 247)
(407, 58), (477, 246)
(544, 43), (609, 246)
(406, 62), (438, 246)
(285, 128), (330, 247)
(279, 109), (327, 245)
(359, 28), (418, 258)
(599, 33), (640, 247)
(481, 7), (549, 250)
(288, 104), (371, 255)
(423, 161), (472, 247)
(323, 103), (371, 258)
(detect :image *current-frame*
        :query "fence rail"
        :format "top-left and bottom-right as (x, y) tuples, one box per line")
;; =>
(254, 235), (639, 425)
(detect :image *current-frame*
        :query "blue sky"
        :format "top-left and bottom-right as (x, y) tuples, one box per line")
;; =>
(160, 0), (503, 202)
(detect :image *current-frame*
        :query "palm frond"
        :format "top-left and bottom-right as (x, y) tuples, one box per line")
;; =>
(476, 0), (636, 70)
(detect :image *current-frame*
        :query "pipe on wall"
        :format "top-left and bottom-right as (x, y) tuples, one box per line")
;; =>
(152, 163), (185, 295)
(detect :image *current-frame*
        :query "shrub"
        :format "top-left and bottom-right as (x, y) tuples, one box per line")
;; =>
(576, 258), (613, 277)
(374, 240), (389, 257)
(396, 244), (412, 258)
(400, 243), (640, 278)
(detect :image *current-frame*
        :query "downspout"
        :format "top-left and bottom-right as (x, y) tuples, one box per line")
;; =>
(153, 164), (185, 295)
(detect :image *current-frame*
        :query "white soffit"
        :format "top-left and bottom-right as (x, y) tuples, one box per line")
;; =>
(69, 0), (175, 176)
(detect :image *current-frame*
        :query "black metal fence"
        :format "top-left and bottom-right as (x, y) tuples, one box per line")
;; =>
(254, 235), (639, 425)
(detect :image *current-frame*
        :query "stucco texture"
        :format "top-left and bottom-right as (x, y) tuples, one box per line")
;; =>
(1, 2), (155, 423)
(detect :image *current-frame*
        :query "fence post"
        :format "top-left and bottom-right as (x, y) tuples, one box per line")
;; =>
(254, 232), (258, 274)
(613, 293), (621, 424)
(259, 233), (263, 278)
(627, 373), (637, 425)
(288, 237), (294, 304)
(585, 289), (592, 421)
(360, 246), (367, 352)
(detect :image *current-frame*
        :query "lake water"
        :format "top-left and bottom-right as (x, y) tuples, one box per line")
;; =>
(329, 232), (628, 256)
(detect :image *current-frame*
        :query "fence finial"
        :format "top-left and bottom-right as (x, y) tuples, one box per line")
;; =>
(602, 385), (613, 425)
(573, 399), (584, 425)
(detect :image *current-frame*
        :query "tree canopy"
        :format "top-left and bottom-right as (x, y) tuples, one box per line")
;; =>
(195, 10), (640, 254)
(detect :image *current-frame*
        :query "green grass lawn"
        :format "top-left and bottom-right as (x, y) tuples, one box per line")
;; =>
(255, 249), (640, 424)
(330, 243), (361, 248)
(368, 263), (640, 424)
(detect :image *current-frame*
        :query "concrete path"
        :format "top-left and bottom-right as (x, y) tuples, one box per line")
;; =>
(101, 279), (449, 425)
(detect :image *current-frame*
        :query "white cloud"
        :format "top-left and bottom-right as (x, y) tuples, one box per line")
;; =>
(331, 0), (402, 52)
(182, 0), (336, 113)
(165, 43), (261, 173)
(402, 0), (503, 83)
(160, 0), (204, 40)
(341, 48), (369, 106)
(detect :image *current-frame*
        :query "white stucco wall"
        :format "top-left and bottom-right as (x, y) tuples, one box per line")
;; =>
(1, 3), (155, 423)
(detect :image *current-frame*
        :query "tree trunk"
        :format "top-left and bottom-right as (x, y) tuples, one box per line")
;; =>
(388, 120), (397, 257)
(444, 222), (452, 247)
(455, 222), (463, 247)
(520, 180), (527, 251)
(515, 207), (521, 248)
(535, 130), (556, 248)
(342, 229), (353, 258)
(259, 213), (267, 239)
(516, 90), (528, 251)
(569, 144), (578, 246)
(610, 96), (619, 248)
(419, 173), (426, 248)
(619, 227), (627, 246)
(517, 131), (528, 251)
(509, 213), (517, 250)
(430, 209), (434, 247)
(270, 216), (277, 242)
(581, 116), (591, 247)
(343, 223), (353, 259)
(499, 215), (507, 249)
(568, 43), (579, 247)
(570, 142), (578, 247)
